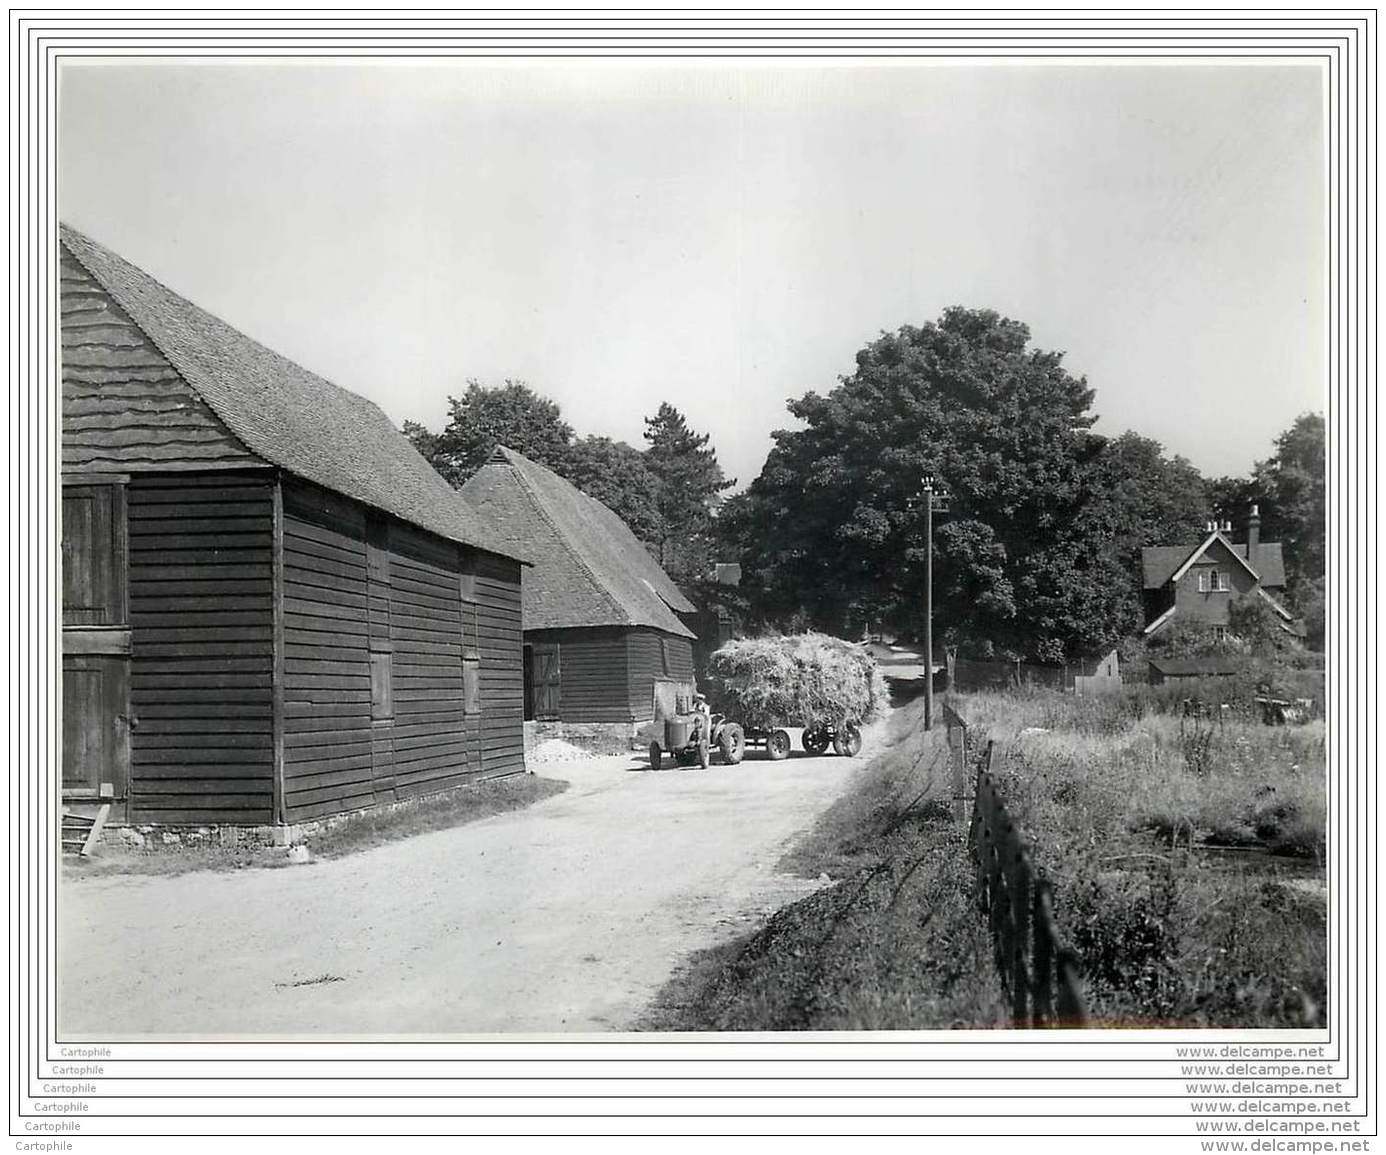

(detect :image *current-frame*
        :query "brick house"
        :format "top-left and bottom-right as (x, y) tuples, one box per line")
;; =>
(1140, 505), (1299, 640)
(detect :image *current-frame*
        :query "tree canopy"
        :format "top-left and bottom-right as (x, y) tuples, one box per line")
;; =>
(643, 402), (735, 583)
(724, 307), (1208, 662)
(404, 378), (573, 487)
(406, 382), (732, 584)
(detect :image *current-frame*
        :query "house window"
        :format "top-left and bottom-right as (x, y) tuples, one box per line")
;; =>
(1211, 625), (1230, 642)
(1212, 570), (1230, 592)
(1199, 569), (1230, 593)
(1198, 570), (1209, 593)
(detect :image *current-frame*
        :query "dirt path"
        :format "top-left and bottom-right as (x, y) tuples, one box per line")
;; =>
(59, 735), (872, 1037)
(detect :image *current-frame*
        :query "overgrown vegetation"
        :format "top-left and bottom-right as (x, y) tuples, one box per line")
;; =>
(646, 681), (1326, 1032)
(960, 687), (1326, 1027)
(641, 699), (1008, 1030)
(67, 774), (568, 879)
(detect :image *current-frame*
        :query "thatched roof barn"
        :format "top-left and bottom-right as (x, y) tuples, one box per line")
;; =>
(460, 447), (698, 733)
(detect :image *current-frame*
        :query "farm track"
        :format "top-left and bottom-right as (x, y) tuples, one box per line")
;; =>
(58, 732), (878, 1036)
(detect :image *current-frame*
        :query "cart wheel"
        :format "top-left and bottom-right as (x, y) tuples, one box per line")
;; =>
(719, 723), (746, 766)
(697, 738), (710, 769)
(767, 729), (791, 760)
(833, 723), (863, 758)
(649, 742), (662, 771)
(802, 726), (830, 756)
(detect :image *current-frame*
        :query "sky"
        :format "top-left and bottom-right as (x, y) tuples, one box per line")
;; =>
(59, 62), (1325, 490)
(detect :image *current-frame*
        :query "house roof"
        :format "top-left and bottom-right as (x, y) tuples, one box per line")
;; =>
(1142, 605), (1177, 636)
(60, 223), (526, 563)
(459, 446), (696, 637)
(1147, 657), (1244, 677)
(1141, 539), (1286, 589)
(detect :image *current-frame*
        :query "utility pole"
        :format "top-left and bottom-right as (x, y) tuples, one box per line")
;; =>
(920, 475), (949, 731)
(923, 478), (935, 731)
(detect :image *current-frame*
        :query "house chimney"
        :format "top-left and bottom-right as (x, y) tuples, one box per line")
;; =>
(1247, 503), (1260, 554)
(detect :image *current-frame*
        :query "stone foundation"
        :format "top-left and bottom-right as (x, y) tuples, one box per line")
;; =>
(90, 772), (530, 852)
(524, 719), (646, 755)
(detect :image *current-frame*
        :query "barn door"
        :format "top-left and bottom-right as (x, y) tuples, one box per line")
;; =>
(61, 483), (130, 807)
(528, 643), (561, 722)
(61, 655), (130, 799)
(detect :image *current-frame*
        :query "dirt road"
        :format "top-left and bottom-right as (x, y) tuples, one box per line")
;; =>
(59, 738), (868, 1037)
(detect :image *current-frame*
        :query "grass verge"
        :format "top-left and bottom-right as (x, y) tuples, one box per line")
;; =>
(65, 773), (569, 880)
(640, 700), (1008, 1030)
(958, 687), (1327, 1028)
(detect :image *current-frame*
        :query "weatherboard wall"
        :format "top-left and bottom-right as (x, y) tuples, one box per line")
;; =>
(279, 477), (524, 823)
(472, 552), (525, 774)
(126, 472), (277, 824)
(627, 629), (695, 722)
(61, 246), (259, 474)
(522, 626), (695, 724)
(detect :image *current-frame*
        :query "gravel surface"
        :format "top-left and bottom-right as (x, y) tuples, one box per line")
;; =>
(525, 738), (598, 765)
(58, 730), (875, 1036)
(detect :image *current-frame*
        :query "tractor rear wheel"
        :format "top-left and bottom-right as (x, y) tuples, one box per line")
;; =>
(719, 723), (746, 765)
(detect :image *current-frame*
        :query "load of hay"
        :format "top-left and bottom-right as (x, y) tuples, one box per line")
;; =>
(703, 633), (889, 731)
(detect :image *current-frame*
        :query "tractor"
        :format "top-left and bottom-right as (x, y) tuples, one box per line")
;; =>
(641, 710), (746, 770)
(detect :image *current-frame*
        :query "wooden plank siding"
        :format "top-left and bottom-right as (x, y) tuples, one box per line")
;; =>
(126, 473), (276, 824)
(526, 627), (631, 723)
(473, 553), (524, 773)
(280, 481), (375, 822)
(280, 479), (525, 822)
(627, 629), (696, 722)
(61, 248), (259, 474)
(387, 523), (469, 800)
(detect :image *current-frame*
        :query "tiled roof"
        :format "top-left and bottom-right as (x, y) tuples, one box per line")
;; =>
(460, 446), (695, 637)
(1141, 540), (1286, 589)
(1147, 657), (1244, 677)
(60, 223), (526, 562)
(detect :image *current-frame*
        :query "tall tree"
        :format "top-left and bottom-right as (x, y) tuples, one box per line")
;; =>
(643, 402), (735, 584)
(405, 380), (672, 555)
(565, 435), (664, 548)
(1068, 432), (1210, 635)
(406, 378), (574, 486)
(729, 307), (1132, 661)
(1254, 412), (1326, 590)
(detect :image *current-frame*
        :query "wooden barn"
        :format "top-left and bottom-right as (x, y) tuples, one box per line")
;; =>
(459, 447), (698, 745)
(60, 224), (529, 828)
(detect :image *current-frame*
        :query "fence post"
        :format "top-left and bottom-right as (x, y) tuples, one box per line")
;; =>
(946, 705), (968, 822)
(1031, 880), (1054, 1026)
(1010, 847), (1032, 1025)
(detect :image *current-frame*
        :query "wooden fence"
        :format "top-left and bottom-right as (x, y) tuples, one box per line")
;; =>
(947, 711), (1088, 1028)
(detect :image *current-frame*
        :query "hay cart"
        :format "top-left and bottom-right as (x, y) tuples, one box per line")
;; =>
(739, 719), (863, 760)
(641, 712), (746, 770)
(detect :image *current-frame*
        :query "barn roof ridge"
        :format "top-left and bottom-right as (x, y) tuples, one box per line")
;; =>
(459, 446), (695, 637)
(499, 446), (631, 628)
(59, 222), (527, 564)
